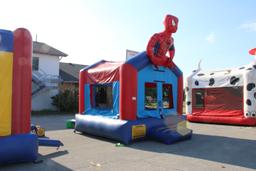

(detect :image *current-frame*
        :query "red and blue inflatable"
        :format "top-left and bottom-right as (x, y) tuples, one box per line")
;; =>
(0, 28), (63, 164)
(75, 14), (192, 144)
(0, 28), (38, 164)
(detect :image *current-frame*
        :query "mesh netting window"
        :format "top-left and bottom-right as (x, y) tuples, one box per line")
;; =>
(93, 84), (113, 109)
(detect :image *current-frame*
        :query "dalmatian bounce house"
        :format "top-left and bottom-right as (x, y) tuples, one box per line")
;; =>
(186, 48), (256, 126)
(75, 14), (192, 144)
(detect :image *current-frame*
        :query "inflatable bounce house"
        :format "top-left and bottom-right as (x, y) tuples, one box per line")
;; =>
(75, 15), (192, 144)
(185, 48), (256, 126)
(0, 28), (38, 164)
(0, 28), (63, 164)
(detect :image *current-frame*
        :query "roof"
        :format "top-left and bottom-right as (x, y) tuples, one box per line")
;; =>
(33, 41), (68, 57)
(60, 62), (87, 83)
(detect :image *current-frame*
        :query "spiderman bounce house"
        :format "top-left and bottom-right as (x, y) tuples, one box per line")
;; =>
(75, 15), (192, 144)
(0, 28), (38, 164)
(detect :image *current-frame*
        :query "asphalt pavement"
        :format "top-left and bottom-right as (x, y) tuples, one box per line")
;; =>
(1, 114), (255, 171)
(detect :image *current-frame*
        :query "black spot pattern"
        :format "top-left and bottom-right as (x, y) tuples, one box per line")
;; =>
(254, 92), (256, 99)
(210, 73), (214, 75)
(253, 113), (256, 117)
(209, 78), (215, 86)
(195, 80), (199, 86)
(239, 67), (245, 70)
(187, 101), (191, 105)
(246, 99), (252, 106)
(230, 76), (240, 85)
(193, 70), (197, 73)
(247, 68), (252, 70)
(197, 73), (205, 76)
(247, 83), (255, 91)
(186, 87), (189, 92)
(246, 113), (249, 116)
(253, 65), (256, 69)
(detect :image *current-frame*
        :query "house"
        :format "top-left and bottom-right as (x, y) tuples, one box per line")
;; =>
(32, 41), (68, 111)
(59, 62), (87, 92)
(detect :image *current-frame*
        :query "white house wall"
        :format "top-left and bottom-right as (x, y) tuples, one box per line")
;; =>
(32, 89), (58, 111)
(34, 53), (60, 75)
(32, 53), (60, 111)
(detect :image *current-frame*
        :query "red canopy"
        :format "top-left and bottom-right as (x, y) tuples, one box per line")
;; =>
(85, 61), (123, 84)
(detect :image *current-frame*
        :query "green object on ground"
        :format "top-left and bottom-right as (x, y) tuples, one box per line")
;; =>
(66, 119), (75, 129)
(115, 143), (125, 147)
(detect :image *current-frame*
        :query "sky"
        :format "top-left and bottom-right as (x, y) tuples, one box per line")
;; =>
(1, 0), (256, 76)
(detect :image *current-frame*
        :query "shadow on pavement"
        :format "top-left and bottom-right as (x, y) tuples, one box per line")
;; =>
(129, 133), (256, 170)
(0, 150), (70, 171)
(39, 150), (69, 160)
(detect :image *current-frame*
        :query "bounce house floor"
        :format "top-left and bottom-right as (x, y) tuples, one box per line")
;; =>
(187, 114), (256, 126)
(75, 114), (192, 145)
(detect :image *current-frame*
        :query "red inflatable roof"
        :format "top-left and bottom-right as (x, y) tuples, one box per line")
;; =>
(86, 61), (123, 84)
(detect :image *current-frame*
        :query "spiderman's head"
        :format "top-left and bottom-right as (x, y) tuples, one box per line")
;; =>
(163, 14), (179, 33)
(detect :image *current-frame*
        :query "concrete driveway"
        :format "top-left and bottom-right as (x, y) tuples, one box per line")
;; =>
(1, 114), (255, 171)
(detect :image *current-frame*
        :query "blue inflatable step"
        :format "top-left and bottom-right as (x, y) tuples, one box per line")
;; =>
(148, 126), (192, 144)
(38, 137), (64, 148)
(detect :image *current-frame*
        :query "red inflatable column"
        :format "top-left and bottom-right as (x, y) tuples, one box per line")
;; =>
(177, 75), (183, 115)
(79, 70), (86, 114)
(120, 64), (137, 120)
(12, 28), (32, 134)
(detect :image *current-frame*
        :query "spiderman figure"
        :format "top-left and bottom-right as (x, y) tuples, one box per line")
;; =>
(146, 14), (179, 68)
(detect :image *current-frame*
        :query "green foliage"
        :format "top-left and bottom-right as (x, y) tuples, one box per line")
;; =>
(51, 89), (78, 112)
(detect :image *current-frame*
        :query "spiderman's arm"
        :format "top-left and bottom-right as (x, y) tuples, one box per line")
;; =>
(146, 34), (158, 58)
(168, 44), (175, 61)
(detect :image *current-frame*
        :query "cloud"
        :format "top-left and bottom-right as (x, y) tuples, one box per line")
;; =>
(206, 32), (215, 44)
(240, 22), (256, 32)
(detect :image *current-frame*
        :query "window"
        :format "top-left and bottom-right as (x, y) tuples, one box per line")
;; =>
(93, 84), (113, 109)
(194, 90), (205, 108)
(32, 57), (39, 71)
(162, 84), (173, 109)
(145, 82), (157, 110)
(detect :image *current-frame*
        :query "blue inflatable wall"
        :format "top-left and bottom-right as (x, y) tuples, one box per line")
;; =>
(0, 134), (38, 164)
(75, 114), (192, 145)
